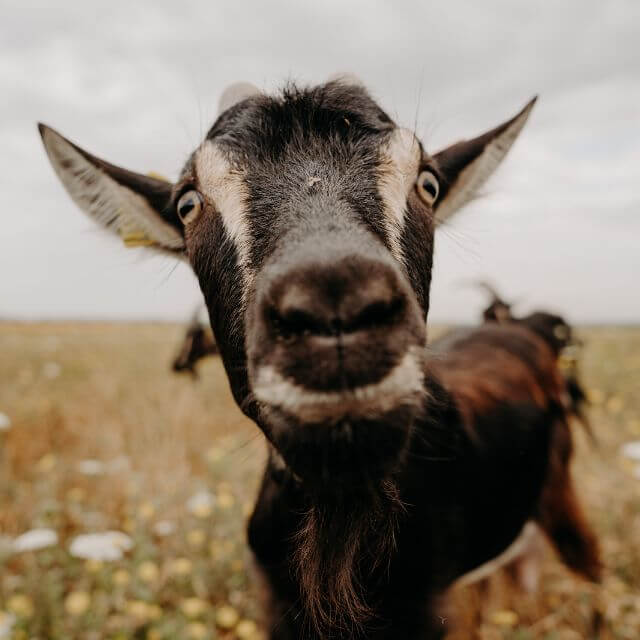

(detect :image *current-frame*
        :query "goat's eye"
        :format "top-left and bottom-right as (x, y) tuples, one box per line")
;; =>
(177, 190), (203, 225)
(416, 170), (440, 206)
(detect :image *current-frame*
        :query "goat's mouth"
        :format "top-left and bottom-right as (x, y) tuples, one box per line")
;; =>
(251, 347), (425, 484)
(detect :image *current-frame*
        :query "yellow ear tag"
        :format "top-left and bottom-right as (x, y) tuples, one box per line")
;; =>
(147, 171), (170, 182)
(119, 172), (171, 247)
(119, 218), (154, 247)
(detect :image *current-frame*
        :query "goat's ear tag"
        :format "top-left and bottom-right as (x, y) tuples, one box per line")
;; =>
(118, 216), (154, 247)
(147, 171), (171, 182)
(118, 172), (172, 247)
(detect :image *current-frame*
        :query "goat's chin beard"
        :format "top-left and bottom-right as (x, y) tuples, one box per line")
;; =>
(293, 469), (404, 637)
(259, 402), (419, 489)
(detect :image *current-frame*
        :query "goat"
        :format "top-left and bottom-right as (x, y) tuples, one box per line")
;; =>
(429, 322), (600, 599)
(427, 284), (599, 598)
(172, 306), (219, 377)
(39, 77), (600, 639)
(472, 281), (594, 444)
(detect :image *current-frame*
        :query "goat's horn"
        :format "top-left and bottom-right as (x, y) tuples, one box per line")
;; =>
(457, 279), (504, 303)
(474, 280), (508, 304)
(218, 82), (261, 114)
(326, 72), (366, 87)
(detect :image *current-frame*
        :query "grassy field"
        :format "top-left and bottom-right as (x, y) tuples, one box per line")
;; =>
(1, 323), (639, 639)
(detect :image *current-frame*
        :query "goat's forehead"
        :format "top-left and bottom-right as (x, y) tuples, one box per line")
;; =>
(187, 85), (422, 182)
(197, 84), (397, 162)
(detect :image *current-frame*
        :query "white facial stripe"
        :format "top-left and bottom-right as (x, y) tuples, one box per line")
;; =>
(195, 141), (254, 290)
(253, 348), (424, 423)
(377, 128), (421, 265)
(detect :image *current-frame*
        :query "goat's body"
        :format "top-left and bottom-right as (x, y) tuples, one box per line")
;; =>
(249, 325), (598, 638)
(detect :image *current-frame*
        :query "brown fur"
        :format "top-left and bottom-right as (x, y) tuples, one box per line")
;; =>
(292, 479), (403, 637)
(432, 324), (601, 587)
(535, 418), (602, 581)
(431, 325), (565, 439)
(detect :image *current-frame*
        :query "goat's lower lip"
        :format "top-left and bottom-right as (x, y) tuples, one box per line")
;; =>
(251, 348), (424, 424)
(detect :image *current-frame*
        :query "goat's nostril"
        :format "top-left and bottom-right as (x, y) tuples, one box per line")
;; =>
(347, 296), (405, 333)
(269, 306), (331, 339)
(267, 295), (405, 341)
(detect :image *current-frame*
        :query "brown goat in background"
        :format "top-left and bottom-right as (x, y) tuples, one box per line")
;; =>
(171, 306), (219, 377)
(471, 281), (595, 444)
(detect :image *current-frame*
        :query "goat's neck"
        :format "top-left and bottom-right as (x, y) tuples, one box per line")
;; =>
(257, 372), (462, 636)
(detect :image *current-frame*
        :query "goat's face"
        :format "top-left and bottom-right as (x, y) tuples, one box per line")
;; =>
(40, 78), (535, 485)
(521, 312), (575, 356)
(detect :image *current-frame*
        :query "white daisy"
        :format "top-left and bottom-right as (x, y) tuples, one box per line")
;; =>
(77, 459), (105, 476)
(12, 528), (58, 553)
(69, 531), (133, 561)
(153, 520), (176, 537)
(42, 362), (62, 379)
(0, 413), (11, 432)
(620, 441), (640, 462)
(0, 611), (16, 639)
(186, 490), (216, 518)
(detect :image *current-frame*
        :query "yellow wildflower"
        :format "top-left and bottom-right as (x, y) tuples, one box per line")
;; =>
(169, 557), (193, 576)
(126, 600), (152, 622)
(607, 395), (624, 414)
(186, 622), (209, 639)
(6, 594), (34, 619)
(490, 609), (519, 627)
(215, 604), (239, 629)
(138, 501), (156, 521)
(122, 517), (136, 533)
(137, 561), (160, 583)
(180, 597), (208, 618)
(112, 569), (131, 587)
(147, 604), (163, 620)
(217, 492), (235, 509)
(66, 486), (85, 502)
(187, 528), (206, 549)
(587, 388), (604, 405)
(231, 559), (244, 572)
(205, 446), (224, 464)
(64, 591), (91, 616)
(236, 619), (259, 639)
(36, 453), (56, 473)
(85, 559), (104, 573)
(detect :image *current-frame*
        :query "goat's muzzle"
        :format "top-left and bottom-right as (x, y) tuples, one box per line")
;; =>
(247, 249), (426, 483)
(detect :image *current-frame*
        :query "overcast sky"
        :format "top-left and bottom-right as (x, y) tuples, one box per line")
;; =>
(1, 0), (638, 324)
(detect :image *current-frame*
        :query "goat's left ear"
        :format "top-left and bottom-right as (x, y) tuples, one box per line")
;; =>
(432, 97), (537, 225)
(38, 124), (184, 254)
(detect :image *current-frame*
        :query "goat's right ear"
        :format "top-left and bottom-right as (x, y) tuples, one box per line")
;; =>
(38, 124), (185, 254)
